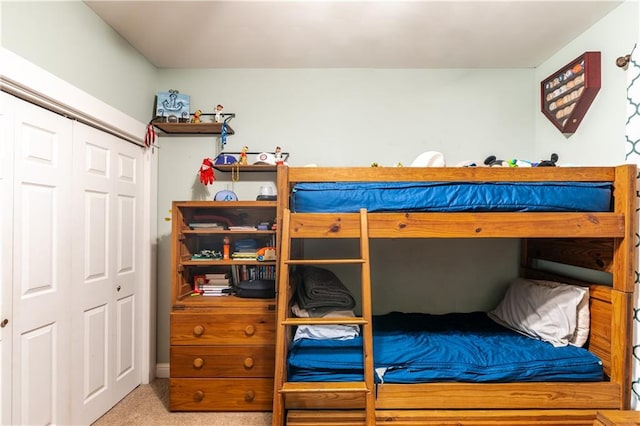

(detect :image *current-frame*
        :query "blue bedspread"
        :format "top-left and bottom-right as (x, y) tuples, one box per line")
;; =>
(290, 182), (612, 213)
(287, 312), (604, 383)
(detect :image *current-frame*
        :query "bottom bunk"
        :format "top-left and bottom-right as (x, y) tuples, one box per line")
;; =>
(281, 274), (632, 414)
(285, 409), (640, 426)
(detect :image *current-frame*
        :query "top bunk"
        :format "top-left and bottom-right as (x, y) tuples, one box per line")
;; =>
(276, 165), (637, 239)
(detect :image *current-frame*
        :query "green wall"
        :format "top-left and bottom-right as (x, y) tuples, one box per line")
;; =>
(1, 0), (158, 123)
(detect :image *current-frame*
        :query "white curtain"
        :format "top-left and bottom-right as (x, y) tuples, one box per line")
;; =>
(624, 43), (640, 409)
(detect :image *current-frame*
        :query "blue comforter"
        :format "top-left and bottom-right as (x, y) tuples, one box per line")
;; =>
(287, 312), (603, 383)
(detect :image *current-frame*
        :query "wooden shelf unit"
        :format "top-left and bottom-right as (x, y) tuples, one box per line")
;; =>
(169, 200), (277, 412)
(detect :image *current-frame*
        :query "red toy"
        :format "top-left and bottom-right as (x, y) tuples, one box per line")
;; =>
(198, 158), (216, 185)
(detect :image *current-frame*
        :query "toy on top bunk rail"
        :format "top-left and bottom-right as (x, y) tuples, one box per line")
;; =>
(484, 153), (559, 167)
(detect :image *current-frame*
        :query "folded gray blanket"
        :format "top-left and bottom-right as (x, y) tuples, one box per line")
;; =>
(295, 266), (356, 310)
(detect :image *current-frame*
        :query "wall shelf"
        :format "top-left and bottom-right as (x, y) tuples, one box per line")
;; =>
(212, 152), (289, 172)
(153, 122), (235, 135)
(153, 112), (236, 135)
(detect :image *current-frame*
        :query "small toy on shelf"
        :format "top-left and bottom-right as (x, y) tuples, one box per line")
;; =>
(191, 109), (203, 123)
(484, 156), (509, 167)
(275, 146), (285, 165)
(214, 104), (224, 123)
(257, 246), (276, 262)
(223, 236), (230, 260)
(535, 153), (559, 167)
(484, 153), (558, 167)
(239, 146), (249, 165)
(198, 158), (216, 185)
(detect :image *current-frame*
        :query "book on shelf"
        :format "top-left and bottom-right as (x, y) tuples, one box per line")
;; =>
(205, 272), (229, 280)
(188, 222), (226, 229)
(232, 252), (257, 260)
(202, 292), (231, 297)
(228, 226), (257, 231)
(200, 284), (232, 290)
(206, 278), (231, 285)
(235, 264), (276, 281)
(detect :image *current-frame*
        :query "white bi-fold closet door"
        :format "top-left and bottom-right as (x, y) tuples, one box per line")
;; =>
(9, 94), (74, 426)
(70, 121), (143, 425)
(0, 91), (16, 426)
(0, 92), (142, 426)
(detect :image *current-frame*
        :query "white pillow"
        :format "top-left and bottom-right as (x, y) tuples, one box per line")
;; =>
(488, 278), (589, 347)
(533, 279), (590, 347)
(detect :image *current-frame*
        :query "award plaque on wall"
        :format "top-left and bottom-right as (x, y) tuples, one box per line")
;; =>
(540, 51), (601, 135)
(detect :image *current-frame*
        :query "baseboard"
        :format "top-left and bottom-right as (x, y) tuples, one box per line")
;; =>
(156, 363), (170, 378)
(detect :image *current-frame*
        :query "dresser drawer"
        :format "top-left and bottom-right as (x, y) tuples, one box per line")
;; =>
(169, 378), (274, 411)
(171, 312), (275, 345)
(171, 345), (275, 378)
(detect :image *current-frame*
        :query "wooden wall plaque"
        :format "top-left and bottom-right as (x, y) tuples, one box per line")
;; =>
(541, 51), (601, 135)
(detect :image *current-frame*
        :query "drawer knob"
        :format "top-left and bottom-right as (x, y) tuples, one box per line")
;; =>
(193, 390), (204, 402)
(244, 390), (255, 402)
(193, 325), (205, 337)
(243, 357), (254, 369)
(244, 325), (255, 336)
(193, 357), (204, 369)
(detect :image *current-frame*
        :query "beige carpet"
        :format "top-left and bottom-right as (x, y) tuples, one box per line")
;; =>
(91, 379), (272, 426)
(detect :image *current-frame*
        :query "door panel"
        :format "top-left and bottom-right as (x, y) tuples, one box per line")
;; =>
(12, 99), (72, 426)
(71, 122), (142, 424)
(0, 91), (15, 426)
(112, 144), (142, 402)
(20, 324), (56, 426)
(84, 304), (108, 400)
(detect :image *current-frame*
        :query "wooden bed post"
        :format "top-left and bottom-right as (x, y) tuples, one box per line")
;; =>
(611, 164), (638, 408)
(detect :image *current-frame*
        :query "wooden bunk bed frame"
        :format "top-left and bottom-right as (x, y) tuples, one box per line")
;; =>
(273, 164), (638, 426)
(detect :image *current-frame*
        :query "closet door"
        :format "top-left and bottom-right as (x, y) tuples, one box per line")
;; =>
(11, 97), (73, 426)
(0, 92), (14, 426)
(70, 122), (143, 425)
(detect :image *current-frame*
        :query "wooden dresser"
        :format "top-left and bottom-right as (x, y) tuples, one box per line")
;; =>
(169, 201), (277, 411)
(169, 301), (276, 411)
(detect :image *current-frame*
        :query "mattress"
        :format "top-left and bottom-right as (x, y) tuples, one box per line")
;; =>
(290, 181), (612, 213)
(287, 312), (604, 383)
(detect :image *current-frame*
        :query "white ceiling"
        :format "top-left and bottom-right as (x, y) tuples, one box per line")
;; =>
(85, 0), (624, 69)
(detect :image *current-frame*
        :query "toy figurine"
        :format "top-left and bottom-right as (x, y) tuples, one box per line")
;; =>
(274, 146), (285, 165)
(214, 104), (224, 123)
(239, 146), (249, 165)
(191, 109), (203, 124)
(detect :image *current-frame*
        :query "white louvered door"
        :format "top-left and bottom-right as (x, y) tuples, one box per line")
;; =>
(70, 122), (142, 425)
(11, 96), (73, 426)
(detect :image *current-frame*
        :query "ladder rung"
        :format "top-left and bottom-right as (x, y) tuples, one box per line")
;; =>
(281, 382), (370, 394)
(285, 259), (365, 265)
(282, 317), (368, 326)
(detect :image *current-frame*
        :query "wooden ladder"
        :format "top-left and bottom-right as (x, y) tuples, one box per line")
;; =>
(272, 208), (376, 426)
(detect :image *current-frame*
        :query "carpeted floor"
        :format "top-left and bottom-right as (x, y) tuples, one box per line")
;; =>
(91, 379), (272, 426)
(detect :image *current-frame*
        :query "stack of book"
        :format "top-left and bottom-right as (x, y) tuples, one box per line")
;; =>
(198, 272), (233, 296)
(231, 238), (258, 260)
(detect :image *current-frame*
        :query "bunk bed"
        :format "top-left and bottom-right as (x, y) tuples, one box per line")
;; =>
(272, 164), (638, 426)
